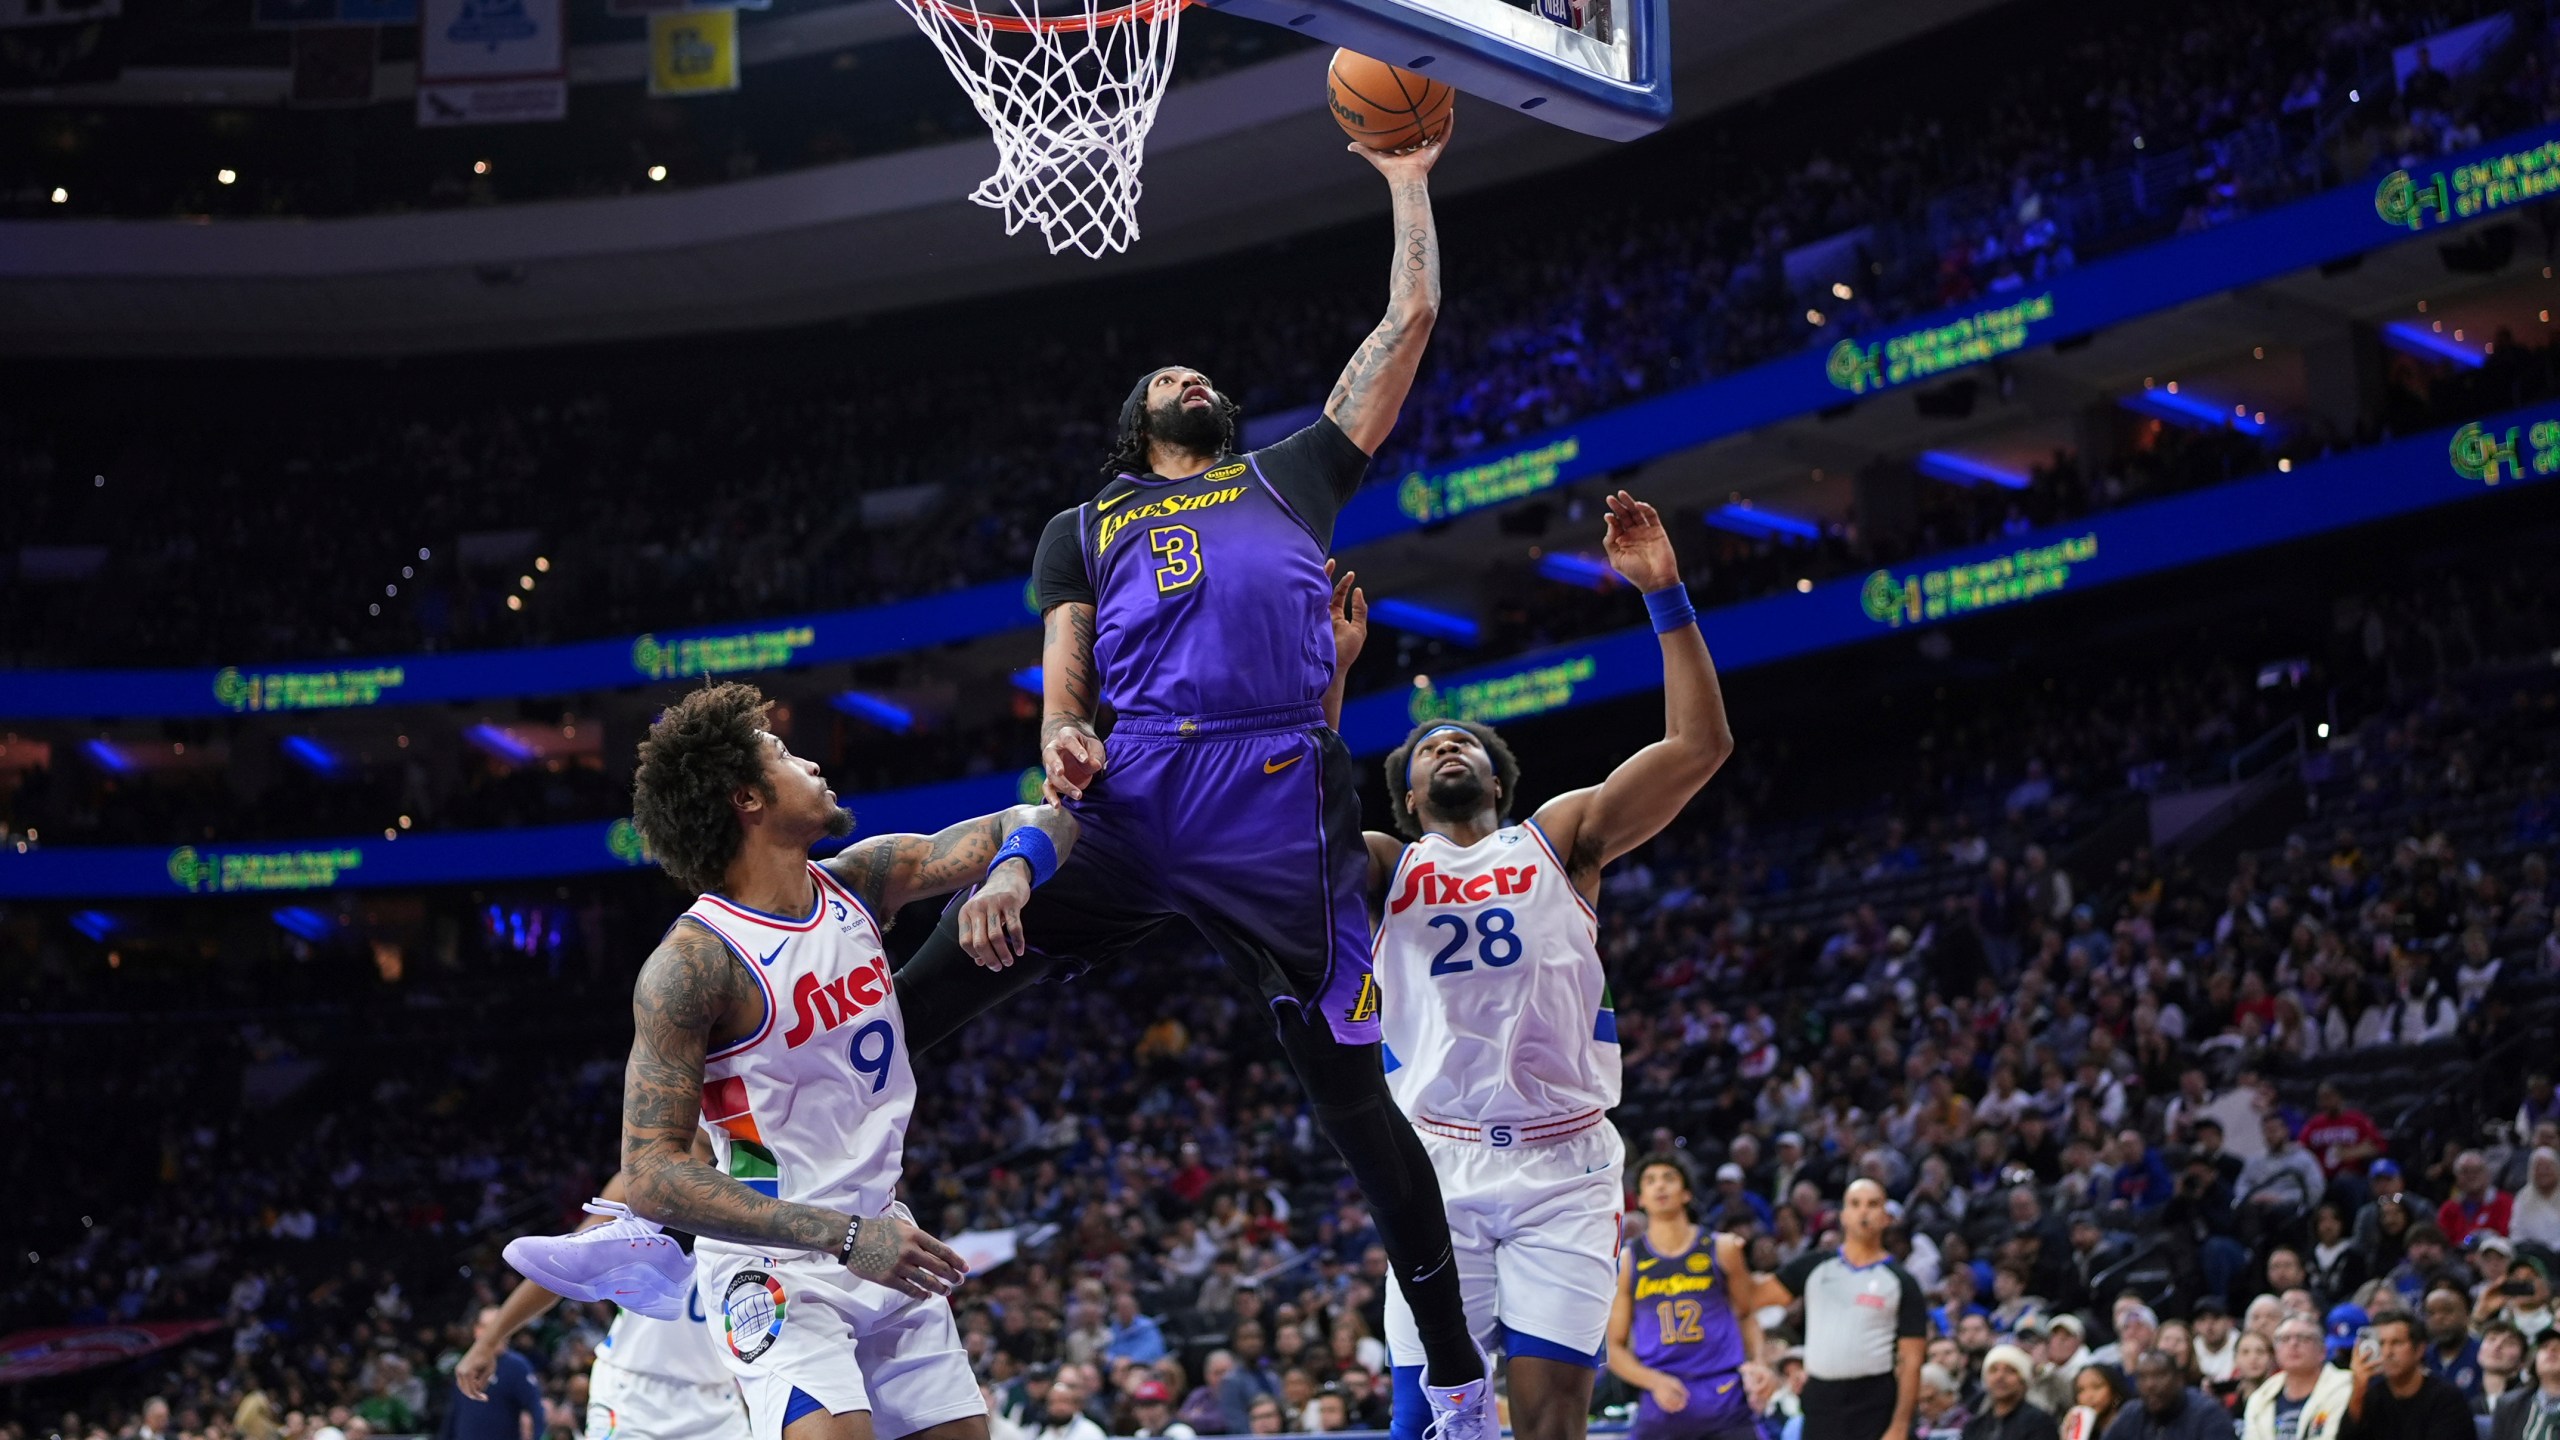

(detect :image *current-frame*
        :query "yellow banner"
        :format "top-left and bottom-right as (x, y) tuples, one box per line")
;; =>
(649, 8), (736, 97)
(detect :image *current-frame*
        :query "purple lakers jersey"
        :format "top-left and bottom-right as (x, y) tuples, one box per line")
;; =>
(1629, 1229), (1751, 1435)
(1035, 420), (1369, 719)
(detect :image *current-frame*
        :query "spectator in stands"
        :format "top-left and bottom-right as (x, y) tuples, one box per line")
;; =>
(2030, 1317), (2090, 1414)
(2443, 1152), (2517, 1247)
(2090, 1302), (2158, 1370)
(2219, 1332), (2276, 1414)
(1178, 1353), (1234, 1435)
(2486, 1331), (2560, 1440)
(1105, 1294), (1167, 1367)
(2478, 1322), (2529, 1414)
(2242, 1117), (2331, 1245)
(2106, 1350), (2227, 1440)
(1712, 1162), (1778, 1232)
(1918, 1364), (1972, 1433)
(1217, 1326), (1280, 1434)
(2076, 1365), (2130, 1435)
(2245, 1316), (2350, 1440)
(2340, 1313), (2472, 1440)
(1964, 1345), (2056, 1440)
(2309, 1207), (2371, 1306)
(1125, 1379), (1194, 1440)
(1035, 1371), (1106, 1440)
(2509, 1152), (2560, 1249)
(2193, 1300), (2240, 1383)
(2358, 1165), (2425, 1267)
(2419, 1287), (2483, 1404)
(2299, 1086), (2389, 1210)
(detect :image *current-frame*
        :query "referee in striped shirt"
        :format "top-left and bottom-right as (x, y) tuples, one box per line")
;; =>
(1759, 1179), (1926, 1440)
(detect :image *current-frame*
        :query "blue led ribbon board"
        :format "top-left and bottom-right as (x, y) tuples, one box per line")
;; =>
(1203, 0), (1669, 139)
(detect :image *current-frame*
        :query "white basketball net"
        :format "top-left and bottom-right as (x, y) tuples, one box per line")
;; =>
(894, 0), (1186, 257)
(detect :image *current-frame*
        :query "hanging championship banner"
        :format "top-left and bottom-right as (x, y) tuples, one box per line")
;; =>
(647, 7), (735, 96)
(416, 0), (563, 126)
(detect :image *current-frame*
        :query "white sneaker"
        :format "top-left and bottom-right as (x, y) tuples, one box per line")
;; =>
(1420, 1352), (1500, 1440)
(502, 1199), (692, 1321)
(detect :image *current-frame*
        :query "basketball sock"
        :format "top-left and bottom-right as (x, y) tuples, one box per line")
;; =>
(1272, 1004), (1486, 1389)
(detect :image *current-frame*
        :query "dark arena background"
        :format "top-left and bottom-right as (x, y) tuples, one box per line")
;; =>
(9, 1), (2560, 1440)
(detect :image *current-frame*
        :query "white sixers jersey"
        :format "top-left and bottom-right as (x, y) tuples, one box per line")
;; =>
(1373, 821), (1619, 1134)
(681, 863), (914, 1262)
(598, 1288), (731, 1386)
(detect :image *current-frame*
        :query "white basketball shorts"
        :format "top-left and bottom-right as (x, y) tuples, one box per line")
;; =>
(1383, 1121), (1625, 1368)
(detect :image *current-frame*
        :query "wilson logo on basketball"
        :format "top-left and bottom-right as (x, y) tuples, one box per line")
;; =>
(781, 959), (893, 1048)
(1388, 860), (1538, 915)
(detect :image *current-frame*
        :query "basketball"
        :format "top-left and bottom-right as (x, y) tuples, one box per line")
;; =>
(1327, 49), (1455, 152)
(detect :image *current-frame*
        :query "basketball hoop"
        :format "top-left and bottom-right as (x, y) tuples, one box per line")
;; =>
(897, 0), (1190, 257)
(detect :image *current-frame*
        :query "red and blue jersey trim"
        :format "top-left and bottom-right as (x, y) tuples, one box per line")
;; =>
(696, 883), (826, 933)
(1521, 818), (1600, 925)
(810, 863), (886, 951)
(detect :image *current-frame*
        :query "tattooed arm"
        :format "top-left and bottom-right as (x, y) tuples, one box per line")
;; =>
(820, 802), (1079, 967)
(1324, 119), (1451, 455)
(620, 919), (968, 1296)
(1039, 600), (1106, 802)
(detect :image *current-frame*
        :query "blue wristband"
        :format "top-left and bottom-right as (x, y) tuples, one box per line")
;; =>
(988, 826), (1059, 888)
(1643, 585), (1697, 634)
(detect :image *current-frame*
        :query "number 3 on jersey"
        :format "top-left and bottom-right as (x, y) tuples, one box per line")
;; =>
(1148, 525), (1203, 594)
(1427, 907), (1521, 975)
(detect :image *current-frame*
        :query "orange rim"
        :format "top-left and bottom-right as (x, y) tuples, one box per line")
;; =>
(910, 0), (1185, 34)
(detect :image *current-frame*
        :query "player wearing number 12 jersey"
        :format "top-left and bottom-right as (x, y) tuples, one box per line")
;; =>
(1329, 493), (1734, 1440)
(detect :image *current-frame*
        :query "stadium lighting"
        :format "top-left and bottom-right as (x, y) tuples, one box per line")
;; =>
(217, 169), (237, 185)
(1831, 282), (1853, 300)
(69, 911), (119, 941)
(1370, 599), (1482, 647)
(1537, 552), (1617, 590)
(1915, 451), (2030, 489)
(2317, 722), (2331, 738)
(506, 595), (522, 610)
(648, 165), (668, 182)
(2349, 89), (2361, 102)
(282, 735), (341, 776)
(465, 724), (540, 764)
(831, 691), (917, 733)
(48, 187), (65, 204)
(519, 575), (534, 590)
(271, 907), (335, 942)
(473, 160), (490, 175)
(2119, 387), (2272, 435)
(535, 556), (551, 572)
(1795, 578), (1813, 593)
(1706, 503), (1819, 544)
(2379, 320), (2486, 370)
(1805, 309), (1826, 326)
(82, 739), (134, 775)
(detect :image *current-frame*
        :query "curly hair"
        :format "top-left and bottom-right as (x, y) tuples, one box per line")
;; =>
(632, 681), (773, 896)
(1381, 718), (1522, 840)
(1101, 366), (1242, 478)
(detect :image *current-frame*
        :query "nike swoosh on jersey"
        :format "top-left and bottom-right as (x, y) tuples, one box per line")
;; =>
(1264, 755), (1303, 774)
(759, 940), (786, 967)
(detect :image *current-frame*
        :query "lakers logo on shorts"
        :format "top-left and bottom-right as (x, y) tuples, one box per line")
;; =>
(1346, 973), (1379, 1024)
(722, 1270), (788, 1363)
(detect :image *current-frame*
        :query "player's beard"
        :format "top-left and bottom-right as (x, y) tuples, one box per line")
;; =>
(1148, 394), (1226, 457)
(1422, 769), (1489, 820)
(822, 804), (856, 840)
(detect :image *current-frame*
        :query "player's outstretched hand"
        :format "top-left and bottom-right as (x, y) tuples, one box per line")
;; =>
(1041, 718), (1107, 803)
(456, 1339), (502, 1402)
(1601, 489), (1681, 593)
(1327, 559), (1368, 670)
(1350, 106), (1452, 177)
(843, 1212), (969, 1299)
(957, 860), (1034, 971)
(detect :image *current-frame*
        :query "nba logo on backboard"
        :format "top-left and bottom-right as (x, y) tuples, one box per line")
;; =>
(1530, 0), (1584, 29)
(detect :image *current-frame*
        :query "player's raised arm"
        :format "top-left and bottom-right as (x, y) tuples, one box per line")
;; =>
(1325, 559), (1409, 903)
(822, 802), (1080, 968)
(1532, 491), (1733, 895)
(1324, 119), (1449, 456)
(619, 922), (966, 1298)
